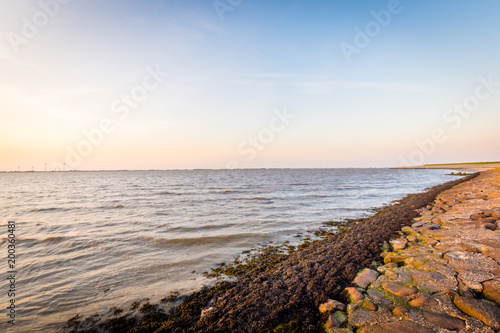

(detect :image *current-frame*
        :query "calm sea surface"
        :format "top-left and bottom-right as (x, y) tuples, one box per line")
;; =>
(0, 169), (456, 332)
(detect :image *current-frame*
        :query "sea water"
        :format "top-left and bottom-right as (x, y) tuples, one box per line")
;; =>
(0, 168), (455, 332)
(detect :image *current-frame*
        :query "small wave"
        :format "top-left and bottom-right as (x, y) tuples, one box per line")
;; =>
(42, 236), (68, 243)
(221, 190), (239, 194)
(327, 207), (367, 212)
(158, 191), (182, 195)
(306, 194), (328, 198)
(155, 212), (170, 216)
(166, 223), (238, 233)
(290, 183), (309, 186)
(97, 205), (125, 209)
(28, 207), (83, 213)
(250, 197), (272, 201)
(29, 207), (59, 212)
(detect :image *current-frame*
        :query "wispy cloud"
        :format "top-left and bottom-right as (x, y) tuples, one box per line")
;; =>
(248, 73), (333, 79)
(234, 74), (446, 95)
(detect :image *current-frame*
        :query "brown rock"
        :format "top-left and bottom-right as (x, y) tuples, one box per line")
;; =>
(385, 270), (398, 280)
(408, 294), (438, 308)
(458, 270), (495, 292)
(357, 320), (433, 333)
(458, 279), (475, 298)
(421, 238), (438, 246)
(367, 289), (390, 304)
(347, 307), (393, 327)
(444, 250), (498, 272)
(343, 287), (364, 302)
(362, 299), (378, 311)
(482, 248), (500, 263)
(411, 270), (457, 293)
(477, 239), (500, 248)
(457, 242), (480, 253)
(390, 239), (407, 250)
(319, 299), (346, 313)
(492, 266), (500, 276)
(325, 328), (353, 333)
(471, 213), (491, 220)
(422, 311), (465, 330)
(479, 218), (498, 224)
(402, 226), (415, 234)
(392, 306), (407, 317)
(453, 294), (500, 330)
(382, 282), (417, 297)
(485, 223), (497, 231)
(383, 255), (410, 265)
(482, 279), (500, 306)
(354, 269), (379, 288)
(421, 223), (441, 231)
(407, 235), (418, 243)
(325, 314), (338, 329)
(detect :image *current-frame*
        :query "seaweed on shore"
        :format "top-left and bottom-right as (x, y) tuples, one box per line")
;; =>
(64, 173), (478, 333)
(203, 219), (356, 280)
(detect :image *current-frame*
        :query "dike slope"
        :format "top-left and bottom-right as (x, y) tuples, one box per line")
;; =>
(323, 169), (500, 332)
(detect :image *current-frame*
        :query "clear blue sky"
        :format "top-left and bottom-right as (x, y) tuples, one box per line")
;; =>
(1, 0), (499, 170)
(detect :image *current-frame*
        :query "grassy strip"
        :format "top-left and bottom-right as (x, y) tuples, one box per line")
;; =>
(423, 161), (500, 166)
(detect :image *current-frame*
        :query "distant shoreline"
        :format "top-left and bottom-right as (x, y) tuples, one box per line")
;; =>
(3, 163), (500, 173)
(394, 161), (500, 171)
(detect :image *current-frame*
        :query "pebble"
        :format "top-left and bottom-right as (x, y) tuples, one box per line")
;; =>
(383, 255), (409, 264)
(408, 294), (438, 308)
(319, 299), (346, 313)
(385, 270), (398, 280)
(444, 251), (498, 272)
(411, 222), (425, 228)
(401, 226), (414, 234)
(453, 294), (500, 330)
(392, 306), (407, 316)
(354, 269), (379, 289)
(422, 311), (466, 330)
(325, 328), (353, 333)
(482, 279), (500, 306)
(367, 289), (390, 304)
(357, 320), (433, 333)
(362, 299), (377, 311)
(390, 239), (407, 250)
(482, 248), (500, 263)
(343, 287), (364, 302)
(382, 282), (417, 297)
(421, 223), (441, 230)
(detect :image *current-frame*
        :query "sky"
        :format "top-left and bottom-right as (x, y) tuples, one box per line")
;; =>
(0, 0), (499, 171)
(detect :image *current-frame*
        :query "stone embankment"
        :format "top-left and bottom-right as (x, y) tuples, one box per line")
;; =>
(321, 169), (500, 332)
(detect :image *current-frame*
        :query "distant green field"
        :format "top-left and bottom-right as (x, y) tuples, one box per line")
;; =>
(424, 161), (500, 166)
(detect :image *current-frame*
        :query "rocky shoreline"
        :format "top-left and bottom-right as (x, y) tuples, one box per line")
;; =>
(321, 168), (500, 332)
(65, 173), (479, 332)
